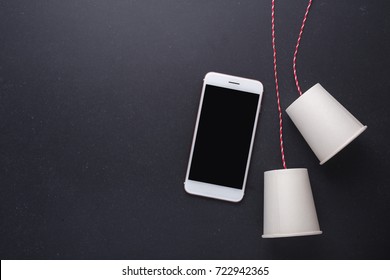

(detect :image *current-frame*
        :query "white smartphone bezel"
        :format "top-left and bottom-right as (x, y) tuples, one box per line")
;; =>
(184, 72), (263, 202)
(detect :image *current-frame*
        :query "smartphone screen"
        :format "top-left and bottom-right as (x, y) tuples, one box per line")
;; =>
(188, 84), (260, 189)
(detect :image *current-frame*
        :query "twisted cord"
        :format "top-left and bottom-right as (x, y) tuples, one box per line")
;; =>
(271, 0), (287, 169)
(292, 0), (313, 96)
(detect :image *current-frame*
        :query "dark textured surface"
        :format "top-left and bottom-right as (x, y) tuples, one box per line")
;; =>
(1, 0), (389, 259)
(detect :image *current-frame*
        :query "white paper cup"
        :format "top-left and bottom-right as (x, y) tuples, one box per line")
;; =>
(262, 168), (322, 238)
(286, 83), (367, 165)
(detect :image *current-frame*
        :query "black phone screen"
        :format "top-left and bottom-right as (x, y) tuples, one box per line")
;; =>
(189, 84), (260, 189)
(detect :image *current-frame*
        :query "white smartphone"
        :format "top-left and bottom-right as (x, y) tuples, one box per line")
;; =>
(184, 72), (263, 202)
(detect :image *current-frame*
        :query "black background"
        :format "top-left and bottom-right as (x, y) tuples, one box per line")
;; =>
(1, 0), (389, 259)
(189, 85), (260, 189)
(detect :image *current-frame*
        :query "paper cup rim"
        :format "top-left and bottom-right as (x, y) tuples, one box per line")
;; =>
(262, 230), (322, 238)
(319, 125), (367, 165)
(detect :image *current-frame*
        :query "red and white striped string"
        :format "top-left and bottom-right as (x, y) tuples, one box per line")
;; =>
(293, 0), (313, 96)
(271, 0), (287, 169)
(271, 0), (313, 168)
